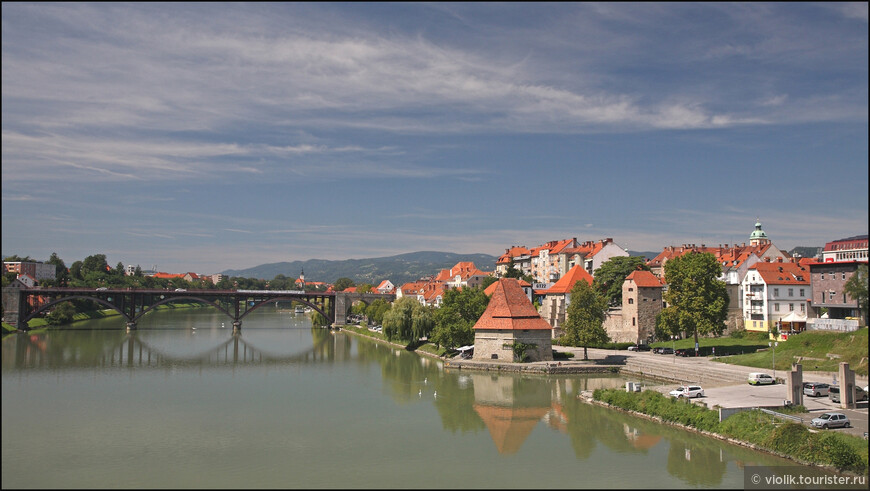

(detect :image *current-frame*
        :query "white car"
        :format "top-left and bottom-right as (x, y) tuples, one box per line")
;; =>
(669, 385), (704, 398)
(748, 373), (776, 385)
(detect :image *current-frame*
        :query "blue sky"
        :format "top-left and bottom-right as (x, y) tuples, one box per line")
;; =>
(2, 2), (867, 275)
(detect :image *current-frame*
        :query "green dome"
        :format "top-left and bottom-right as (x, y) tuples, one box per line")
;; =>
(750, 221), (767, 239)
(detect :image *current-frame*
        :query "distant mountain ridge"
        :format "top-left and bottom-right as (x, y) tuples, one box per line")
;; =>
(221, 251), (498, 287)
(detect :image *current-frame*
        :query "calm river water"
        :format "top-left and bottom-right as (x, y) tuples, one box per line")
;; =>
(1, 307), (835, 488)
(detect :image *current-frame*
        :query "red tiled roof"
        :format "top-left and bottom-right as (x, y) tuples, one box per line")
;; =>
(625, 270), (664, 288)
(540, 265), (593, 295)
(496, 246), (532, 264)
(474, 279), (552, 331)
(748, 261), (810, 285)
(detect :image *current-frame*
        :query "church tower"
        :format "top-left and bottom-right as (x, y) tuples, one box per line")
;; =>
(299, 268), (305, 290)
(749, 220), (770, 246)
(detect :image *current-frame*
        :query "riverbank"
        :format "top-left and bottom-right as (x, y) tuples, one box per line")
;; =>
(584, 388), (868, 477)
(2, 302), (211, 335)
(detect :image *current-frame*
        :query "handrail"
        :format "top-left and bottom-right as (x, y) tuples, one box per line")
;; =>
(759, 407), (803, 424)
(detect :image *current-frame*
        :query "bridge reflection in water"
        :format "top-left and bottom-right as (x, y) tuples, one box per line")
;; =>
(5, 327), (338, 370)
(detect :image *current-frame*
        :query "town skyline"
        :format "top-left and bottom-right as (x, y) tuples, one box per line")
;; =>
(3, 3), (867, 274)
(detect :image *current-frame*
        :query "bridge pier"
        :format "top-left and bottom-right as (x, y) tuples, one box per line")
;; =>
(126, 321), (137, 332)
(233, 321), (242, 334)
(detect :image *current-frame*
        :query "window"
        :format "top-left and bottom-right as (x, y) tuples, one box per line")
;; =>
(628, 298), (634, 304)
(842, 272), (846, 280)
(800, 304), (805, 313)
(788, 288), (793, 297)
(628, 287), (634, 292)
(829, 291), (836, 300)
(775, 303), (780, 312)
(800, 289), (804, 297)
(774, 288), (779, 297)
(632, 317), (636, 326)
(789, 303), (794, 311)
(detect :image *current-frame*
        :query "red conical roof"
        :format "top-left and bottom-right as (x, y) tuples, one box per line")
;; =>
(473, 279), (552, 331)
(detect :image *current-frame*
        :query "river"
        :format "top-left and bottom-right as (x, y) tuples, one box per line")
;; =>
(1, 307), (838, 488)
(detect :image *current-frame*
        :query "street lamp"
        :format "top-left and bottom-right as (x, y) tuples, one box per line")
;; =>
(769, 341), (778, 381)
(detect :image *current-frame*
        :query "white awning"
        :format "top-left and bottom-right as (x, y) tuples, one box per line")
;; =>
(781, 311), (807, 323)
(456, 345), (474, 352)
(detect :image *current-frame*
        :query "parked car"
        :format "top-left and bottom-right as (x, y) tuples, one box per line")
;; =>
(829, 385), (869, 403)
(810, 412), (851, 429)
(804, 382), (830, 397)
(627, 345), (651, 352)
(669, 385), (704, 398)
(748, 373), (776, 385)
(653, 347), (663, 354)
(674, 348), (691, 357)
(659, 347), (674, 355)
(174, 288), (187, 292)
(95, 287), (108, 291)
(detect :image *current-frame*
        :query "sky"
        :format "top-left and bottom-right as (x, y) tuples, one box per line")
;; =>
(2, 2), (868, 275)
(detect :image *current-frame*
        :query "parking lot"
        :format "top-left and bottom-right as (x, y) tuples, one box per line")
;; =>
(649, 381), (869, 438)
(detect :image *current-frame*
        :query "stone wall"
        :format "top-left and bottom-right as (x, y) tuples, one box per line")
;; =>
(473, 329), (553, 362)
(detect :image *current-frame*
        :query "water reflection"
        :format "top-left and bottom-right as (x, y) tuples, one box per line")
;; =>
(3, 315), (840, 489)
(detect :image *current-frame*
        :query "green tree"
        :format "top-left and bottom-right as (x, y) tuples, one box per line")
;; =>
(431, 287), (490, 350)
(114, 262), (125, 276)
(504, 259), (523, 279)
(656, 252), (729, 351)
(69, 261), (83, 281)
(563, 280), (609, 360)
(81, 254), (109, 277)
(844, 264), (868, 325)
(480, 276), (498, 290)
(46, 301), (76, 326)
(356, 283), (373, 293)
(47, 252), (69, 286)
(593, 256), (651, 307)
(334, 277), (355, 292)
(382, 297), (433, 343)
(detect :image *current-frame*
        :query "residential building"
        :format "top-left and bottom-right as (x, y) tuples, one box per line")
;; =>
(3, 261), (56, 281)
(398, 261), (491, 307)
(472, 278), (553, 362)
(741, 258), (811, 336)
(567, 238), (629, 277)
(375, 280), (395, 294)
(808, 235), (868, 329)
(536, 265), (594, 338)
(495, 246), (532, 278)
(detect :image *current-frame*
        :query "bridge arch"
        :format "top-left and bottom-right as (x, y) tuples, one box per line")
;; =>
(22, 295), (130, 325)
(237, 296), (331, 323)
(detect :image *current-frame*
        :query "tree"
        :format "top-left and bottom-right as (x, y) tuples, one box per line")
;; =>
(382, 297), (433, 343)
(593, 256), (650, 307)
(844, 264), (868, 325)
(504, 259), (523, 279)
(563, 280), (609, 360)
(431, 287), (490, 350)
(47, 252), (69, 286)
(46, 301), (76, 326)
(656, 252), (728, 351)
(334, 277), (355, 292)
(480, 276), (498, 290)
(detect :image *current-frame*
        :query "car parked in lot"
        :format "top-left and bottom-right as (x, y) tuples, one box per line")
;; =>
(748, 373), (776, 385)
(803, 382), (830, 397)
(810, 412), (850, 429)
(659, 347), (674, 355)
(829, 385), (869, 403)
(674, 348), (691, 357)
(627, 344), (651, 352)
(669, 385), (704, 398)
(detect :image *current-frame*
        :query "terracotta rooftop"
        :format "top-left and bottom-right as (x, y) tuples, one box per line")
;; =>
(540, 265), (593, 295)
(625, 270), (664, 288)
(474, 279), (552, 331)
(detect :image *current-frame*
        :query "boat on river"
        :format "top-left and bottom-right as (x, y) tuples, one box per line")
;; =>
(294, 306), (305, 314)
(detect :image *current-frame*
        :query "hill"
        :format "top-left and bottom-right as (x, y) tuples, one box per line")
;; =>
(221, 251), (498, 286)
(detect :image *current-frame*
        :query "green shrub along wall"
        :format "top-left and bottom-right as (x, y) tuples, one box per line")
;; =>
(593, 388), (867, 475)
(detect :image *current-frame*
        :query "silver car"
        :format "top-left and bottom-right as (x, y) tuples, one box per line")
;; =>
(803, 382), (830, 397)
(810, 412), (851, 429)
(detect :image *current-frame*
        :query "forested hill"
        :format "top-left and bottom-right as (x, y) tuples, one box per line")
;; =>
(221, 251), (498, 287)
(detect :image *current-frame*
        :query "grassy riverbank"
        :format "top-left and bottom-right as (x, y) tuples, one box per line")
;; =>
(339, 323), (453, 358)
(2, 302), (211, 335)
(593, 388), (868, 475)
(715, 329), (868, 376)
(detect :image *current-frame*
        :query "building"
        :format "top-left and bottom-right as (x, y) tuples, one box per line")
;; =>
(472, 278), (553, 362)
(397, 261), (491, 307)
(741, 258), (811, 336)
(495, 246), (533, 278)
(536, 265), (594, 339)
(3, 261), (57, 281)
(808, 235), (868, 329)
(602, 270), (665, 345)
(375, 280), (395, 294)
(820, 235), (868, 263)
(647, 221), (788, 332)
